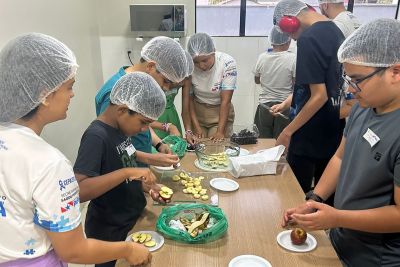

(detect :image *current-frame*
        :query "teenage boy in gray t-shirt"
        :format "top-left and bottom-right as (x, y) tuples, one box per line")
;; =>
(281, 18), (400, 266)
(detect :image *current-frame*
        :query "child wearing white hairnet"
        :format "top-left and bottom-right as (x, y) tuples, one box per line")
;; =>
(0, 33), (151, 266)
(282, 18), (400, 266)
(253, 26), (296, 139)
(154, 51), (195, 143)
(185, 33), (237, 140)
(95, 36), (188, 169)
(74, 72), (169, 267)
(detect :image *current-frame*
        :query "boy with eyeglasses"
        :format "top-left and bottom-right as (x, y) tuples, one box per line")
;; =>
(282, 18), (400, 266)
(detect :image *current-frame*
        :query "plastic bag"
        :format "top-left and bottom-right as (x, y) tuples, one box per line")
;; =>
(156, 203), (228, 243)
(162, 135), (188, 159)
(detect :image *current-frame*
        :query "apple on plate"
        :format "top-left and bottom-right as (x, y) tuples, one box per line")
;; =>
(290, 227), (307, 245)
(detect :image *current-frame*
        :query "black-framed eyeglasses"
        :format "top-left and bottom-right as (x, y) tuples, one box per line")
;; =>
(155, 67), (173, 84)
(342, 67), (388, 92)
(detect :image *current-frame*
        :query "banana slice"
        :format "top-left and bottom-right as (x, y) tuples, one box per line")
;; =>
(145, 234), (152, 242)
(144, 240), (156, 247)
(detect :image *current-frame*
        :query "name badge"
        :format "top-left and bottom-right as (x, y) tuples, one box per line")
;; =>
(125, 144), (136, 157)
(363, 128), (380, 147)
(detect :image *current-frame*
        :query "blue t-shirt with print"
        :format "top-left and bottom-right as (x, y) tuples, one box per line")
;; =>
(95, 67), (151, 167)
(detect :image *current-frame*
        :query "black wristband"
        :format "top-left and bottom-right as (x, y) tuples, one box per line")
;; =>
(305, 190), (325, 203)
(155, 141), (163, 152)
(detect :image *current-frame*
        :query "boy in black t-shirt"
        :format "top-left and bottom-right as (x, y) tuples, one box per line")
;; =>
(74, 72), (167, 267)
(271, 0), (344, 194)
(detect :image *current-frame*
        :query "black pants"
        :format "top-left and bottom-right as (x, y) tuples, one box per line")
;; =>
(287, 151), (335, 205)
(85, 214), (134, 267)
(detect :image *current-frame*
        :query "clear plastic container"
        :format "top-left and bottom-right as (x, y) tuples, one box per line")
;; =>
(230, 124), (259, 145)
(195, 140), (240, 170)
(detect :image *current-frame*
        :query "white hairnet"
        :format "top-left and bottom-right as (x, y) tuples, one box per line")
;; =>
(185, 50), (194, 76)
(187, 33), (215, 58)
(0, 33), (78, 123)
(270, 25), (291, 45)
(110, 72), (166, 120)
(318, 0), (343, 4)
(141, 36), (187, 83)
(338, 18), (400, 67)
(273, 0), (308, 27)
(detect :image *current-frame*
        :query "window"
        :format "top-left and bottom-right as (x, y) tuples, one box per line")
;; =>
(196, 0), (241, 36)
(351, 0), (399, 24)
(196, 0), (400, 37)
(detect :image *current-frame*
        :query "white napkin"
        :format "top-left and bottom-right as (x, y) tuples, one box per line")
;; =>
(229, 145), (285, 178)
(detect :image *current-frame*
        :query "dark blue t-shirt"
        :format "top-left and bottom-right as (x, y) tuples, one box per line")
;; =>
(74, 120), (146, 227)
(289, 21), (344, 158)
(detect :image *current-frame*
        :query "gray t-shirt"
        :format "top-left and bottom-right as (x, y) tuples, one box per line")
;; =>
(253, 51), (296, 104)
(331, 104), (400, 266)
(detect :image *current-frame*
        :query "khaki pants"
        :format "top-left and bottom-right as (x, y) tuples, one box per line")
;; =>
(193, 100), (235, 138)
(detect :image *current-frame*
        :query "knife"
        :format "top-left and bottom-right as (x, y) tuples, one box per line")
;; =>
(260, 103), (289, 120)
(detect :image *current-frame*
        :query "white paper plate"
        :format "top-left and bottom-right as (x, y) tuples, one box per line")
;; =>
(276, 230), (317, 253)
(125, 231), (164, 252)
(152, 165), (175, 171)
(209, 178), (239, 192)
(194, 159), (230, 172)
(229, 255), (272, 267)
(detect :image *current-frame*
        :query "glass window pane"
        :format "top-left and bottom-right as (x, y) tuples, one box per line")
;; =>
(352, 1), (398, 23)
(196, 0), (240, 36)
(245, 1), (276, 36)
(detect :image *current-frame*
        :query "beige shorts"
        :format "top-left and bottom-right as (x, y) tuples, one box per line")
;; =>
(193, 100), (235, 138)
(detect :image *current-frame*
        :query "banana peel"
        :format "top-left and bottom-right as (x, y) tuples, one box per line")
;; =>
(187, 212), (210, 235)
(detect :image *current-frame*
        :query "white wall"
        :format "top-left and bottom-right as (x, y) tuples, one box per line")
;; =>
(0, 0), (103, 163)
(96, 0), (270, 131)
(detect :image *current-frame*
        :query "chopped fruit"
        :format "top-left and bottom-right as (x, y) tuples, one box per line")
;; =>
(144, 240), (156, 247)
(145, 234), (152, 242)
(139, 234), (147, 243)
(201, 195), (209, 201)
(159, 186), (174, 201)
(131, 232), (141, 242)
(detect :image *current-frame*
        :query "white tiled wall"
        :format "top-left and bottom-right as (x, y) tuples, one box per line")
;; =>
(99, 36), (271, 129)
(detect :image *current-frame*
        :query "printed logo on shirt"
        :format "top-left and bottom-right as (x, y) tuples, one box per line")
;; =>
(330, 96), (341, 107)
(374, 152), (382, 161)
(22, 238), (37, 256)
(61, 186), (79, 202)
(34, 209), (77, 232)
(116, 137), (133, 155)
(58, 176), (77, 191)
(0, 195), (7, 217)
(60, 196), (80, 213)
(0, 139), (8, 151)
(211, 82), (221, 92)
(116, 137), (138, 170)
(23, 248), (36, 256)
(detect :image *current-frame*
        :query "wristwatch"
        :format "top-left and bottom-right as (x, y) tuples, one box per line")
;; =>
(155, 141), (164, 152)
(305, 190), (325, 203)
